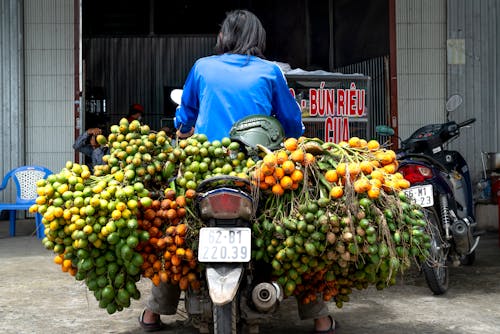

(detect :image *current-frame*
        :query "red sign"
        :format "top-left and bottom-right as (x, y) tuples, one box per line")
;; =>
(290, 81), (367, 143)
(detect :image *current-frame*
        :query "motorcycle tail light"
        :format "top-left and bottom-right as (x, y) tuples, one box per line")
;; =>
(198, 189), (253, 220)
(399, 164), (433, 184)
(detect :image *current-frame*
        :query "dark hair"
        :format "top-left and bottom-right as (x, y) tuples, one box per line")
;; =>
(215, 9), (266, 58)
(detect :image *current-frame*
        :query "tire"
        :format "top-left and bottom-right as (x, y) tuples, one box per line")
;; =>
(422, 208), (449, 295)
(213, 299), (239, 334)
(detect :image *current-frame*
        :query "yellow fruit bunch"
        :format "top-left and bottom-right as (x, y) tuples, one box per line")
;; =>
(319, 136), (410, 200)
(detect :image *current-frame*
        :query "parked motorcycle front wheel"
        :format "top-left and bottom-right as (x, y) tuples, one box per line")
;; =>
(422, 207), (449, 295)
(213, 297), (239, 334)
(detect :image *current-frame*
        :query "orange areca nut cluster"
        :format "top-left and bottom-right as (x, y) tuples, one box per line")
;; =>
(136, 188), (200, 291)
(53, 253), (78, 276)
(251, 137), (313, 196)
(321, 137), (410, 200)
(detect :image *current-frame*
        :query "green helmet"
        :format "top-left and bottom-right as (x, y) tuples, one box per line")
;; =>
(229, 115), (285, 151)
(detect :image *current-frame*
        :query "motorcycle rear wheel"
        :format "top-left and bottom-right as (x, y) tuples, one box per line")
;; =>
(422, 207), (449, 295)
(213, 298), (239, 334)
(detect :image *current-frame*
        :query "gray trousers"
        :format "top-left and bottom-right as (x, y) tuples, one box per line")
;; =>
(146, 282), (181, 315)
(146, 282), (330, 320)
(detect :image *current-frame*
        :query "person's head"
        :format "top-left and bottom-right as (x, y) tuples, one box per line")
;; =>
(87, 126), (105, 149)
(128, 103), (144, 121)
(215, 9), (266, 58)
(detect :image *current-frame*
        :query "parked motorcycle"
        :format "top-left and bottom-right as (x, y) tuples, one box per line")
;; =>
(376, 95), (481, 295)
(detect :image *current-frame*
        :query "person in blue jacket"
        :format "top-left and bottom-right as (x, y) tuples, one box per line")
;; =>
(139, 10), (335, 334)
(173, 12), (304, 142)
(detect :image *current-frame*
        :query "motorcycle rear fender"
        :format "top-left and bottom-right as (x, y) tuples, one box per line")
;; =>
(205, 263), (244, 306)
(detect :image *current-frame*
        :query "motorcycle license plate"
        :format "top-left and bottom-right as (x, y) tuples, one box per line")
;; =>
(403, 184), (434, 207)
(198, 227), (251, 262)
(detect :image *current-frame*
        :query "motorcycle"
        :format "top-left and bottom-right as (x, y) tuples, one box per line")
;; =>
(376, 94), (481, 295)
(170, 89), (285, 333)
(184, 175), (283, 333)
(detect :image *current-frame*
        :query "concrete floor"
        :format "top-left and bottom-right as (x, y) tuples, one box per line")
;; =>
(0, 219), (499, 334)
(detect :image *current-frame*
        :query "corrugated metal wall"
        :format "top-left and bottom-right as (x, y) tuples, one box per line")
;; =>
(24, 0), (75, 174)
(447, 0), (500, 180)
(334, 56), (388, 142)
(396, 0), (500, 181)
(84, 37), (389, 144)
(84, 36), (216, 131)
(396, 0), (448, 140)
(0, 0), (24, 203)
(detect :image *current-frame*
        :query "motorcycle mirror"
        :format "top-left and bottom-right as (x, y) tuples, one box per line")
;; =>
(445, 94), (463, 112)
(375, 125), (395, 136)
(170, 89), (183, 105)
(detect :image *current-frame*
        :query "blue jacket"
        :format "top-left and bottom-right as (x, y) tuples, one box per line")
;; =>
(174, 54), (304, 141)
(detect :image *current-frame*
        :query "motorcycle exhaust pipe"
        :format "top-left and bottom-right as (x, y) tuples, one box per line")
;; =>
(251, 282), (282, 313)
(450, 217), (474, 255)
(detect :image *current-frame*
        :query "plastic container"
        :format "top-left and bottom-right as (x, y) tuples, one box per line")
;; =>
(485, 152), (500, 171)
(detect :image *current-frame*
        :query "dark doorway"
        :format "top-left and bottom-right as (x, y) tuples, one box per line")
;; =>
(82, 0), (389, 131)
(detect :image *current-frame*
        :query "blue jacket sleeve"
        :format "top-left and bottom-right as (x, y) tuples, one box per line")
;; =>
(271, 67), (304, 139)
(174, 65), (199, 134)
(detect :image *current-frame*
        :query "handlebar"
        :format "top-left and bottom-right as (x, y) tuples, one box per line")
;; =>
(458, 118), (476, 128)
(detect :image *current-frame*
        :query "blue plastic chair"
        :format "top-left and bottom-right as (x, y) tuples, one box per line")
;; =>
(0, 166), (53, 239)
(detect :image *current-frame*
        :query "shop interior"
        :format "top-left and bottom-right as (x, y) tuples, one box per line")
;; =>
(81, 0), (389, 133)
